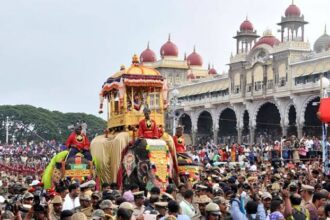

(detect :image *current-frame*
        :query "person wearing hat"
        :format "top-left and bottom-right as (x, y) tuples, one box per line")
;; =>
(144, 194), (159, 215)
(71, 212), (88, 220)
(91, 209), (105, 220)
(132, 191), (145, 218)
(155, 202), (168, 219)
(50, 195), (63, 220)
(99, 199), (118, 217)
(78, 194), (93, 218)
(138, 107), (159, 139)
(301, 184), (315, 206)
(195, 195), (211, 219)
(161, 192), (175, 202)
(213, 197), (230, 219)
(117, 202), (134, 220)
(258, 191), (272, 218)
(80, 180), (96, 196)
(173, 125), (186, 153)
(205, 202), (221, 220)
(91, 191), (102, 210)
(65, 124), (92, 161)
(194, 184), (208, 204)
(22, 192), (34, 206)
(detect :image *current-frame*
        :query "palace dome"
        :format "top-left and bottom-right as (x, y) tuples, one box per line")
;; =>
(160, 35), (179, 57)
(208, 65), (217, 75)
(314, 28), (330, 53)
(253, 29), (280, 48)
(240, 19), (254, 31)
(285, 4), (301, 17)
(187, 47), (203, 66)
(140, 43), (156, 63)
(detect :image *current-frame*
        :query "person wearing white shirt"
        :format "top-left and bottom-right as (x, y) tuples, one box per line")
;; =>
(179, 190), (197, 219)
(62, 183), (80, 211)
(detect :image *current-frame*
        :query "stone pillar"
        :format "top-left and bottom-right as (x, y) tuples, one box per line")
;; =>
(250, 127), (255, 144)
(282, 125), (288, 137)
(213, 129), (218, 145)
(192, 130), (197, 146)
(237, 127), (242, 144)
(297, 124), (303, 139)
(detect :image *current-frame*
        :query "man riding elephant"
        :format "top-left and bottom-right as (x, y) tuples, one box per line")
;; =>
(173, 125), (185, 153)
(66, 124), (92, 161)
(138, 107), (159, 139)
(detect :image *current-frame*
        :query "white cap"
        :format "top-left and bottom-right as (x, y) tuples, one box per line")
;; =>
(29, 180), (40, 186)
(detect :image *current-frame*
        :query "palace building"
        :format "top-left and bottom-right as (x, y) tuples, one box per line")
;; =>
(133, 2), (330, 145)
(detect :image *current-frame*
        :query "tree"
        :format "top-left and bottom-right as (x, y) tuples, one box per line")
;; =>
(0, 105), (106, 144)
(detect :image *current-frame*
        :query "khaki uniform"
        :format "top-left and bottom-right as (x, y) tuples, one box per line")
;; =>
(49, 211), (61, 220)
(80, 206), (93, 219)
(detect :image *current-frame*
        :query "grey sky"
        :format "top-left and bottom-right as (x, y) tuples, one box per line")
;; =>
(0, 0), (329, 117)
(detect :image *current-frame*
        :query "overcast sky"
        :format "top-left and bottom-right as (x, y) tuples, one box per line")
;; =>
(0, 0), (329, 117)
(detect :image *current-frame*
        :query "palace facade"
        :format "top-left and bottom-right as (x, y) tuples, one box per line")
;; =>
(136, 2), (330, 145)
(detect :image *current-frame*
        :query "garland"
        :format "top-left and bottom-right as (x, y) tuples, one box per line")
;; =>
(146, 144), (170, 183)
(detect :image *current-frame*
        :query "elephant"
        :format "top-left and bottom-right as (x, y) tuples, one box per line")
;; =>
(90, 131), (179, 190)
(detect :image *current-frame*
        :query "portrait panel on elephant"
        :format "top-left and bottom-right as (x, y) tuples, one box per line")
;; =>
(122, 150), (136, 178)
(137, 160), (150, 184)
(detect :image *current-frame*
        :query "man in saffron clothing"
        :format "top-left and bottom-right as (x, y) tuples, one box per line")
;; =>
(66, 124), (92, 161)
(138, 107), (159, 139)
(173, 125), (186, 153)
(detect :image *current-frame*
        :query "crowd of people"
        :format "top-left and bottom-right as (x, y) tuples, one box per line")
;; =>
(0, 142), (61, 178)
(0, 132), (330, 219)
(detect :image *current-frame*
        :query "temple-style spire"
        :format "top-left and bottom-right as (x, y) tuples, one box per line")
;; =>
(168, 33), (171, 41)
(325, 24), (327, 35)
(147, 41), (150, 49)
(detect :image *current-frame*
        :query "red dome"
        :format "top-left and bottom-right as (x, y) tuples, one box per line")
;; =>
(209, 68), (217, 75)
(187, 47), (203, 66)
(285, 4), (301, 17)
(253, 30), (280, 48)
(240, 19), (254, 31)
(140, 43), (156, 63)
(160, 35), (178, 57)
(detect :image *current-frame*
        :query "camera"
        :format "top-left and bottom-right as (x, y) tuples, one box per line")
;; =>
(32, 190), (47, 213)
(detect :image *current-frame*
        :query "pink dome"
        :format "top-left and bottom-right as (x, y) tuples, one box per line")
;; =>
(187, 47), (203, 66)
(140, 43), (156, 63)
(285, 4), (301, 17)
(253, 30), (280, 48)
(208, 68), (217, 75)
(240, 19), (254, 31)
(160, 35), (178, 57)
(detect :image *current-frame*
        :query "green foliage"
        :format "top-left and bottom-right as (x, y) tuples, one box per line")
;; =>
(0, 105), (106, 143)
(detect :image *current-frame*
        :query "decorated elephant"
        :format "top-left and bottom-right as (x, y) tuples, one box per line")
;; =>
(119, 138), (176, 191)
(90, 131), (179, 190)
